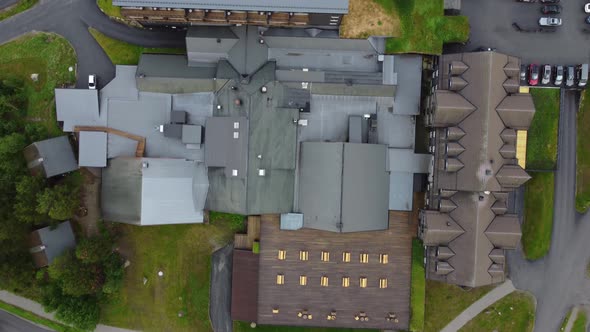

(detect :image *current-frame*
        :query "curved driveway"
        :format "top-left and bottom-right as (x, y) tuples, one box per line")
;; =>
(0, 0), (186, 88)
(507, 90), (589, 332)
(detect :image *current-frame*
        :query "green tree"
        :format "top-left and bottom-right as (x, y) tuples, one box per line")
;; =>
(36, 182), (79, 221)
(48, 252), (104, 296)
(14, 175), (47, 224)
(75, 235), (113, 264)
(41, 284), (100, 331)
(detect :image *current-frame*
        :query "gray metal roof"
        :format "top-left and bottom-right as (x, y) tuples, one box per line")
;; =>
(341, 143), (389, 232)
(298, 142), (389, 233)
(102, 157), (208, 225)
(186, 27), (238, 65)
(392, 55), (422, 115)
(27, 136), (78, 178)
(298, 142), (343, 232)
(78, 131), (107, 167)
(35, 221), (76, 265)
(389, 171), (414, 211)
(112, 0), (350, 14)
(140, 158), (208, 225)
(55, 89), (101, 132)
(204, 117), (248, 178)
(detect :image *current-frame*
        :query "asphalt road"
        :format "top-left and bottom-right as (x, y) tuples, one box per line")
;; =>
(0, 0), (186, 89)
(0, 0), (18, 9)
(507, 90), (584, 332)
(0, 309), (53, 332)
(209, 245), (233, 332)
(450, 0), (590, 65)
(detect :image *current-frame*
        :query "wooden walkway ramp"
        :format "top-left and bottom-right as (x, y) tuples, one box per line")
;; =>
(74, 126), (146, 157)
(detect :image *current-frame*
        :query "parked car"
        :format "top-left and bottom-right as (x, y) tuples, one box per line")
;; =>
(585, 3), (590, 13)
(539, 17), (562, 26)
(554, 65), (564, 85)
(88, 74), (97, 90)
(541, 65), (552, 85)
(529, 64), (539, 86)
(566, 66), (575, 87)
(541, 5), (561, 14)
(586, 16), (590, 24)
(520, 64), (527, 81)
(475, 46), (496, 52)
(577, 64), (588, 87)
(540, 0), (559, 3)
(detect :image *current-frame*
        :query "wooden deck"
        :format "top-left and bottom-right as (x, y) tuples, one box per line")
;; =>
(74, 126), (145, 157)
(256, 212), (413, 330)
(234, 216), (261, 250)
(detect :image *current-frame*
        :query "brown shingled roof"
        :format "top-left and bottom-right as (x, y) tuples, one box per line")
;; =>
(422, 51), (534, 288)
(231, 250), (259, 322)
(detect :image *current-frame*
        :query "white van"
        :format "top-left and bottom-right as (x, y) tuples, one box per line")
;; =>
(577, 64), (588, 87)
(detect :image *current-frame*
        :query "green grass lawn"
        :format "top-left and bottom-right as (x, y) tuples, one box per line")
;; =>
(577, 89), (590, 212)
(0, 0), (37, 21)
(0, 301), (80, 332)
(386, 0), (469, 54)
(572, 310), (588, 332)
(89, 28), (185, 66)
(100, 214), (244, 332)
(410, 239), (425, 332)
(234, 321), (376, 332)
(96, 0), (123, 19)
(527, 89), (560, 170)
(522, 172), (555, 260)
(0, 32), (76, 136)
(459, 292), (535, 332)
(424, 281), (493, 332)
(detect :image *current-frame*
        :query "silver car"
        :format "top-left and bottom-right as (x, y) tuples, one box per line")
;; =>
(566, 66), (575, 87)
(554, 65), (564, 85)
(541, 65), (552, 85)
(539, 17), (562, 26)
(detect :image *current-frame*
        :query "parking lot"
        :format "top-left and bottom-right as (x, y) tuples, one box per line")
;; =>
(448, 0), (590, 65)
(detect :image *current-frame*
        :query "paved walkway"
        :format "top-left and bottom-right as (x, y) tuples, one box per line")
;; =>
(440, 280), (516, 332)
(0, 291), (137, 332)
(209, 244), (233, 332)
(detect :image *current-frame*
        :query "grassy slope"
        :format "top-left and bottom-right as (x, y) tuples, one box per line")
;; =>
(96, 0), (123, 19)
(89, 28), (185, 66)
(0, 0), (37, 21)
(0, 32), (76, 136)
(572, 310), (588, 332)
(527, 89), (560, 170)
(459, 292), (535, 332)
(100, 214), (243, 331)
(234, 321), (376, 332)
(577, 89), (590, 212)
(522, 172), (555, 260)
(387, 0), (469, 54)
(424, 281), (493, 332)
(0, 301), (79, 332)
(410, 239), (425, 332)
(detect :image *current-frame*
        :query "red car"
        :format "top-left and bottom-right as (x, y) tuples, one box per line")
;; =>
(528, 64), (540, 86)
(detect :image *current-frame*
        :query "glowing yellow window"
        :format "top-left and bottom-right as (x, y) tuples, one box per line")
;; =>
(320, 276), (329, 287)
(299, 275), (307, 286)
(321, 251), (330, 262)
(342, 252), (351, 262)
(359, 277), (367, 288)
(276, 274), (285, 285)
(379, 254), (388, 264)
(342, 276), (350, 288)
(272, 308), (279, 314)
(278, 249), (286, 260)
(299, 250), (309, 261)
(379, 278), (388, 289)
(360, 253), (369, 263)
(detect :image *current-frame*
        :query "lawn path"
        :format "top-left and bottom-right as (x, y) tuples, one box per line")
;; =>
(440, 280), (516, 332)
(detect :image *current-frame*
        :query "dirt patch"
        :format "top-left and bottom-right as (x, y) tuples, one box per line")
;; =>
(340, 0), (400, 39)
(73, 167), (101, 237)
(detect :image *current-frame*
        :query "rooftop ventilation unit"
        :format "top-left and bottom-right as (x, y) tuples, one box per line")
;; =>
(142, 161), (149, 168)
(258, 169), (266, 176)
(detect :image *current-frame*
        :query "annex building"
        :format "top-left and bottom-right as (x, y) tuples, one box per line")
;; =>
(420, 51), (536, 288)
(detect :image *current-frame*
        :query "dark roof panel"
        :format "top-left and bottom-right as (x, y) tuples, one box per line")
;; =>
(231, 250), (259, 322)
